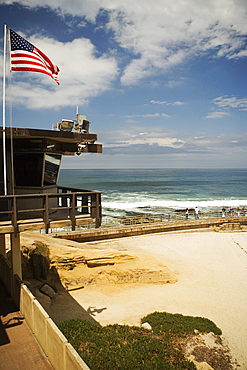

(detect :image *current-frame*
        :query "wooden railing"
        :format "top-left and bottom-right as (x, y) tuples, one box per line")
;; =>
(0, 186), (102, 234)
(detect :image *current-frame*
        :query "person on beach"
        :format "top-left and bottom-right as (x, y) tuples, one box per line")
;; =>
(194, 206), (199, 219)
(185, 208), (189, 220)
(222, 207), (226, 217)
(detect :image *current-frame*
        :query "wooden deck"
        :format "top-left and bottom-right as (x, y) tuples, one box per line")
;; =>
(0, 213), (95, 234)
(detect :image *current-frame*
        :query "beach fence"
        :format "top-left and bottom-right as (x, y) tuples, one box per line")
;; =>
(107, 208), (246, 227)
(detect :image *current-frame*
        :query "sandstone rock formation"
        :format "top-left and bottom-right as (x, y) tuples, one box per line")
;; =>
(19, 232), (177, 290)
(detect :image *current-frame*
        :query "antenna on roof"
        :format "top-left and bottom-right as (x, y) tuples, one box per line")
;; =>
(53, 107), (90, 133)
(74, 107), (90, 133)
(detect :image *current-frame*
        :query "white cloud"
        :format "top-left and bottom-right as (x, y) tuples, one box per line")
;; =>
(125, 119), (138, 124)
(99, 124), (184, 149)
(98, 123), (247, 156)
(205, 95), (247, 118)
(2, 0), (247, 87)
(126, 113), (171, 118)
(205, 111), (230, 119)
(150, 100), (167, 105)
(150, 100), (186, 106)
(105, 0), (247, 85)
(188, 134), (247, 150)
(1, 0), (102, 21)
(2, 33), (118, 109)
(228, 50), (247, 59)
(213, 96), (247, 110)
(166, 78), (186, 88)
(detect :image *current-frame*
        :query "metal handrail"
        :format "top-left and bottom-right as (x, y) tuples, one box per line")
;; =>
(115, 210), (246, 226)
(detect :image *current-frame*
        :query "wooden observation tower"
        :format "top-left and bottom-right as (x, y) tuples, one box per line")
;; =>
(0, 113), (102, 282)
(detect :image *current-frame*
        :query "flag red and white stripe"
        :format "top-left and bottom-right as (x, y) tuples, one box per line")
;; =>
(10, 28), (60, 85)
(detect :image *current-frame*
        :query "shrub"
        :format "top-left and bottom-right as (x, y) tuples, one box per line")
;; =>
(58, 317), (197, 369)
(141, 312), (222, 336)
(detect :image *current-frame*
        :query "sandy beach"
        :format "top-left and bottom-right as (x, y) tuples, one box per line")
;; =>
(66, 231), (247, 368)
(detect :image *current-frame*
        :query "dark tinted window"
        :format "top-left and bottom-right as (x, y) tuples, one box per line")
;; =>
(14, 153), (43, 186)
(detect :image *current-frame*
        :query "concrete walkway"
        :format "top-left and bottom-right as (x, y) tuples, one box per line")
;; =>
(0, 280), (53, 370)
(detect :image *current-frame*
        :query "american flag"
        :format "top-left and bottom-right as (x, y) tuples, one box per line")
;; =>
(10, 28), (60, 85)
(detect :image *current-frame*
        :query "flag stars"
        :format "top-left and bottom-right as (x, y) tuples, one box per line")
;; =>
(10, 30), (33, 52)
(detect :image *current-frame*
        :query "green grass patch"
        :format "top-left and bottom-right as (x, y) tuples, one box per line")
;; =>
(58, 312), (222, 370)
(142, 311), (222, 336)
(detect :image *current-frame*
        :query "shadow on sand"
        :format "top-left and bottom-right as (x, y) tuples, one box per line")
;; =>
(28, 266), (102, 327)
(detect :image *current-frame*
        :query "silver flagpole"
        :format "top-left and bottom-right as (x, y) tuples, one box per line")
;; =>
(2, 24), (8, 195)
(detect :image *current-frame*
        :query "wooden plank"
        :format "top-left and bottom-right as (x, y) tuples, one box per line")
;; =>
(0, 220), (12, 226)
(49, 217), (94, 229)
(18, 223), (45, 232)
(0, 226), (14, 234)
(75, 214), (91, 219)
(49, 220), (72, 228)
(17, 218), (44, 224)
(76, 218), (94, 225)
(0, 216), (94, 234)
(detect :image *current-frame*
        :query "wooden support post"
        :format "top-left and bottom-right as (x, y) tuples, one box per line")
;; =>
(98, 193), (102, 227)
(10, 232), (22, 279)
(92, 193), (101, 228)
(81, 194), (89, 214)
(12, 196), (18, 236)
(61, 189), (67, 207)
(70, 193), (76, 231)
(44, 195), (49, 234)
(95, 193), (100, 228)
(0, 234), (6, 256)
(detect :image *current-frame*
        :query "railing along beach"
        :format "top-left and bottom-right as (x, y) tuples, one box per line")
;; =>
(110, 208), (246, 226)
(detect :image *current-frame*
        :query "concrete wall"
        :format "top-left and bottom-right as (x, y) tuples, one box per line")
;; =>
(54, 217), (247, 243)
(0, 256), (90, 370)
(19, 283), (91, 370)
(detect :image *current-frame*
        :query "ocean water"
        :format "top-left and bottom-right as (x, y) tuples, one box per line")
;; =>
(58, 168), (247, 220)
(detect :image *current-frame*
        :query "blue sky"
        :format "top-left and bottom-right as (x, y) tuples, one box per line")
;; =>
(0, 0), (247, 169)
